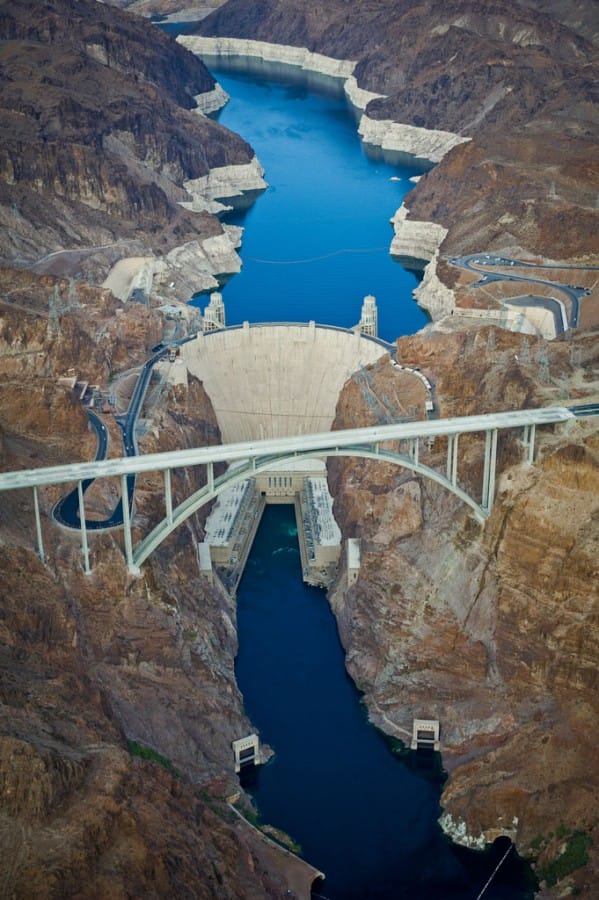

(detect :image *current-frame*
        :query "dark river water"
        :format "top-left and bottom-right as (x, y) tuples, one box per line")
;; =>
(161, 37), (536, 897)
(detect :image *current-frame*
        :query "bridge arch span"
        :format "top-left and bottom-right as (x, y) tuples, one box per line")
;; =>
(0, 406), (581, 574)
(131, 447), (485, 572)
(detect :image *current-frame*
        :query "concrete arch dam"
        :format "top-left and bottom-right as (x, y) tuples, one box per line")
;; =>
(182, 322), (392, 443)
(180, 323), (392, 591)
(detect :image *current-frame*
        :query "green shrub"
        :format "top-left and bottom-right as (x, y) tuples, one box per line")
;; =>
(537, 831), (592, 887)
(529, 834), (544, 851)
(126, 739), (181, 779)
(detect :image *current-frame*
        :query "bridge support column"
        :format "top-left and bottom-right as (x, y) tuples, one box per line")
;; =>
(164, 469), (173, 525)
(446, 434), (459, 486)
(482, 428), (498, 512)
(77, 481), (91, 575)
(523, 423), (536, 464)
(33, 485), (45, 565)
(207, 462), (214, 493)
(409, 438), (419, 464)
(121, 474), (138, 574)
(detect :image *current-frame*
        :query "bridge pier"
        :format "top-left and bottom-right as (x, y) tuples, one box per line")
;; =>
(33, 485), (45, 565)
(482, 428), (498, 512)
(522, 423), (536, 463)
(121, 474), (134, 571)
(446, 434), (459, 486)
(164, 469), (173, 525)
(77, 481), (91, 574)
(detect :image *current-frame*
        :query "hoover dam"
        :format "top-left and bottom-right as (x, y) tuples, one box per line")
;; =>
(180, 322), (391, 442)
(178, 321), (394, 592)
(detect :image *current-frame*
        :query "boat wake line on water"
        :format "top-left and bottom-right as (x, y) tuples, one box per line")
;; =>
(246, 245), (388, 265)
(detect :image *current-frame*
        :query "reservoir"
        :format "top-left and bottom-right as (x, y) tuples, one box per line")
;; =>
(198, 61), (429, 341)
(184, 50), (535, 899)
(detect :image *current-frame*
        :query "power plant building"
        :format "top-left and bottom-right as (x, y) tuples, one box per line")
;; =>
(296, 476), (342, 588)
(202, 470), (342, 592)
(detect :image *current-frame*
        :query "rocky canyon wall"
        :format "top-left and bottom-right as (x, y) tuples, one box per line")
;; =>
(0, 266), (296, 897)
(0, 0), (261, 296)
(327, 329), (599, 894)
(195, 0), (599, 323)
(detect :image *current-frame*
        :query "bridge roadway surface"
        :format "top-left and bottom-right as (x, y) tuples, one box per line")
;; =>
(0, 405), (592, 493)
(52, 341), (181, 529)
(3, 403), (597, 573)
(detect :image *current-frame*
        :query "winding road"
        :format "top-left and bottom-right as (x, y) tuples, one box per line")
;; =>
(52, 345), (173, 530)
(448, 253), (598, 330)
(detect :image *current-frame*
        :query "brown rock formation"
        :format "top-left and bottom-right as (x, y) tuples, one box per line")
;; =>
(0, 265), (298, 896)
(0, 0), (254, 279)
(328, 327), (599, 893)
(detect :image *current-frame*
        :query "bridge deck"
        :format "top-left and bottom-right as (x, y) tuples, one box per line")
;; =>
(0, 406), (578, 492)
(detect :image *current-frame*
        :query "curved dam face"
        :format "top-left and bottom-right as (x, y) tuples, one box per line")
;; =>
(181, 323), (390, 443)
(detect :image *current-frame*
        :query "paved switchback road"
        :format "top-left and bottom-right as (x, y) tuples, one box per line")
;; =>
(53, 346), (171, 530)
(449, 254), (598, 329)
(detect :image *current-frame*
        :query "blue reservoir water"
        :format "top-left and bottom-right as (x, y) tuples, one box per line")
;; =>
(198, 61), (429, 342)
(177, 51), (534, 898)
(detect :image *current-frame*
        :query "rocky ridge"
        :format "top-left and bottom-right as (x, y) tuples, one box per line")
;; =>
(0, 0), (264, 298)
(327, 329), (599, 894)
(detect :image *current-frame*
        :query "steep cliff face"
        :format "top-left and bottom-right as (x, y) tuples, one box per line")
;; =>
(328, 328), (599, 893)
(200, 0), (593, 130)
(0, 0), (255, 278)
(0, 545), (282, 900)
(0, 266), (296, 896)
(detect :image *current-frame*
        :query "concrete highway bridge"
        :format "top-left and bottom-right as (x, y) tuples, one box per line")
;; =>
(1, 404), (595, 575)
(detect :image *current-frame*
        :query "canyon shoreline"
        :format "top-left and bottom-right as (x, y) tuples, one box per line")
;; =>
(179, 34), (461, 319)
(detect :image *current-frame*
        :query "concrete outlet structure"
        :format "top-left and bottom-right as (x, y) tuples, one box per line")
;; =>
(232, 734), (260, 772)
(411, 719), (441, 752)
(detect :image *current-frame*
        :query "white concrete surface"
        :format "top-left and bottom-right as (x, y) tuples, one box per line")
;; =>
(102, 256), (154, 302)
(182, 324), (389, 443)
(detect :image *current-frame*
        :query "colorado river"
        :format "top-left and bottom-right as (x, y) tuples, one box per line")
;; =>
(186, 52), (535, 898)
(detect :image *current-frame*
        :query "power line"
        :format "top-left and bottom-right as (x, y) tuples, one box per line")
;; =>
(475, 841), (513, 900)
(246, 246), (387, 265)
